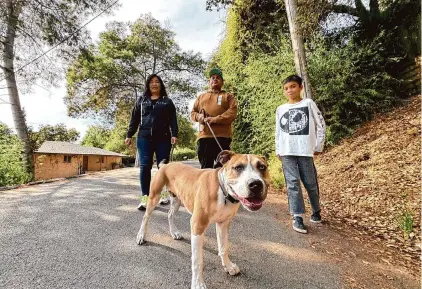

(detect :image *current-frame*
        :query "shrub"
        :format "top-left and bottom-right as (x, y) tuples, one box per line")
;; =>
(267, 154), (284, 190)
(171, 147), (197, 162)
(398, 211), (414, 240)
(0, 123), (32, 186)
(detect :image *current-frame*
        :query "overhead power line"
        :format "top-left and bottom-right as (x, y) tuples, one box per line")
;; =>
(0, 0), (119, 83)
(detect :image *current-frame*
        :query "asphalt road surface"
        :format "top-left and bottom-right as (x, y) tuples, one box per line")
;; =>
(0, 162), (343, 289)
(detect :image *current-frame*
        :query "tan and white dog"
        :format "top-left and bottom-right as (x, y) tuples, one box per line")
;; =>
(136, 150), (270, 289)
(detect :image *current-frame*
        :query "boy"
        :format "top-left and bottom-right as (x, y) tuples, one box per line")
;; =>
(275, 75), (326, 234)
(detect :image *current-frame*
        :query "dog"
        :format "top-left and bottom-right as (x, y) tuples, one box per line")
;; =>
(136, 150), (270, 289)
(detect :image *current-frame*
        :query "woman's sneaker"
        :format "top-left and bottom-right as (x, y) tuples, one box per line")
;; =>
(292, 216), (308, 234)
(137, 195), (148, 211)
(159, 191), (170, 205)
(310, 211), (322, 223)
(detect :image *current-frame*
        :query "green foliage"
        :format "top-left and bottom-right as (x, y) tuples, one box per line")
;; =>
(104, 123), (135, 156)
(65, 14), (206, 121)
(81, 125), (111, 149)
(30, 124), (80, 150)
(210, 0), (420, 160)
(398, 211), (414, 240)
(206, 0), (234, 11)
(267, 154), (284, 190)
(210, 8), (295, 154)
(171, 147), (197, 161)
(0, 123), (32, 187)
(307, 33), (400, 145)
(176, 115), (196, 150)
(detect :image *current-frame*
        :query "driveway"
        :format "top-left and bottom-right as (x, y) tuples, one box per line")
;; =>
(0, 163), (418, 289)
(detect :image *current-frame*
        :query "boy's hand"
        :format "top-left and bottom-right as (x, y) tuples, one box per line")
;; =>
(125, 138), (132, 146)
(277, 155), (282, 161)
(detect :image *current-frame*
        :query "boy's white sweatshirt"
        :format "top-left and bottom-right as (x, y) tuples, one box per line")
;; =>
(275, 98), (326, 157)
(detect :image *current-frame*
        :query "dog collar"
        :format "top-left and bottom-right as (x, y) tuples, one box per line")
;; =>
(217, 170), (239, 204)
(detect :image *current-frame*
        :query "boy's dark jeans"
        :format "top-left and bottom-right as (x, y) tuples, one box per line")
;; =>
(137, 136), (171, 196)
(197, 137), (231, 169)
(281, 156), (321, 215)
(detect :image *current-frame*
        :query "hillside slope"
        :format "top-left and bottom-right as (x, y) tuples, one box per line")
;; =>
(315, 96), (420, 269)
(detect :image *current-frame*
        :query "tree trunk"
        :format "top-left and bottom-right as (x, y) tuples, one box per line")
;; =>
(152, 43), (156, 74)
(2, 0), (34, 177)
(284, 0), (313, 99)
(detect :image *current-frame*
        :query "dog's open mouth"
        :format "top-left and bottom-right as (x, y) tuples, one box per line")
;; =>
(238, 197), (263, 211)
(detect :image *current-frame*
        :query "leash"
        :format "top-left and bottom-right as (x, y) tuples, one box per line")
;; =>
(205, 121), (224, 152)
(205, 120), (238, 204)
(169, 144), (175, 163)
(203, 114), (237, 204)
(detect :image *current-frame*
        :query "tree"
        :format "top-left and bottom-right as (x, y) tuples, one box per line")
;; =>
(284, 0), (312, 98)
(176, 115), (196, 150)
(81, 125), (111, 149)
(0, 0), (119, 177)
(65, 14), (206, 122)
(30, 124), (80, 150)
(104, 122), (137, 157)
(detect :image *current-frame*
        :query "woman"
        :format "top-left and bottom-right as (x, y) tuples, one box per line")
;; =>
(125, 74), (178, 210)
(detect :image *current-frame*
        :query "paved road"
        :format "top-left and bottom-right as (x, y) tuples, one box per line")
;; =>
(0, 164), (342, 289)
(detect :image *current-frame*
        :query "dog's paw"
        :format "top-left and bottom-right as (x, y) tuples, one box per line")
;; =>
(223, 262), (240, 276)
(171, 231), (183, 240)
(136, 233), (146, 245)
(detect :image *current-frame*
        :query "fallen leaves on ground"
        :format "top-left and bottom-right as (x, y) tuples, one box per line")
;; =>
(315, 96), (421, 274)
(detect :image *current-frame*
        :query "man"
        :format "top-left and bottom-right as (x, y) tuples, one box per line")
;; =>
(191, 68), (238, 168)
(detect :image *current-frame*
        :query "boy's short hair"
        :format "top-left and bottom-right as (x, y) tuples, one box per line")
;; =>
(282, 75), (303, 86)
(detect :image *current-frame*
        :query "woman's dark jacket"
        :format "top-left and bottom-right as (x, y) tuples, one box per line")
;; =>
(126, 95), (178, 140)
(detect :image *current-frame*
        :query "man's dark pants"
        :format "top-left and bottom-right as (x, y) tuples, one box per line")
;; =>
(197, 137), (231, 169)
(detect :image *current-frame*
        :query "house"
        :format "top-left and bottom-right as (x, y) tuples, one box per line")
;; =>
(34, 141), (127, 181)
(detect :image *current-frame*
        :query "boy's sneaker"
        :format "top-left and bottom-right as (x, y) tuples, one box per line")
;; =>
(292, 216), (308, 234)
(310, 211), (322, 223)
(137, 195), (148, 211)
(159, 191), (170, 205)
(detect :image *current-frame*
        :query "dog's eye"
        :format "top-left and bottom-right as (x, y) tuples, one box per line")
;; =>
(258, 164), (267, 171)
(233, 165), (245, 172)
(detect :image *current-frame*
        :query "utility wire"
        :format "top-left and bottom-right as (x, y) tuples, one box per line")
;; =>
(0, 0), (119, 83)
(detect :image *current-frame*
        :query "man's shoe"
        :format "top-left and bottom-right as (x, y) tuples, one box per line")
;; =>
(292, 216), (308, 234)
(310, 211), (322, 223)
(159, 191), (170, 205)
(137, 195), (148, 211)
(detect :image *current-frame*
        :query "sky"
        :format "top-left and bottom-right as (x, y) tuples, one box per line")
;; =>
(0, 0), (226, 139)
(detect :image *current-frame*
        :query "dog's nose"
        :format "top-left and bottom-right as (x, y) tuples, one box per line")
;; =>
(248, 180), (263, 195)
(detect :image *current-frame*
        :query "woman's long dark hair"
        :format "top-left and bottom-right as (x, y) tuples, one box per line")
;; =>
(143, 74), (168, 98)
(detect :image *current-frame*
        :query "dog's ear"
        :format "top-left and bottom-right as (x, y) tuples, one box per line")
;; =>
(216, 150), (235, 165)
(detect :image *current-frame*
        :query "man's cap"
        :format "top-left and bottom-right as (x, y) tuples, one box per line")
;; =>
(209, 68), (223, 80)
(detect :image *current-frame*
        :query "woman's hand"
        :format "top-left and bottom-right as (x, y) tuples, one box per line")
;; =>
(124, 138), (132, 146)
(171, 137), (177, 145)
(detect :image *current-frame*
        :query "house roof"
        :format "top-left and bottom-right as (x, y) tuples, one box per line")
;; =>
(36, 141), (127, 157)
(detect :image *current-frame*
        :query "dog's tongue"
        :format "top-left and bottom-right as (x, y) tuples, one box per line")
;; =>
(242, 197), (263, 210)
(246, 198), (262, 205)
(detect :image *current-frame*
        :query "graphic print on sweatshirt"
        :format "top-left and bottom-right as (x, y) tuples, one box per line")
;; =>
(280, 106), (309, 135)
